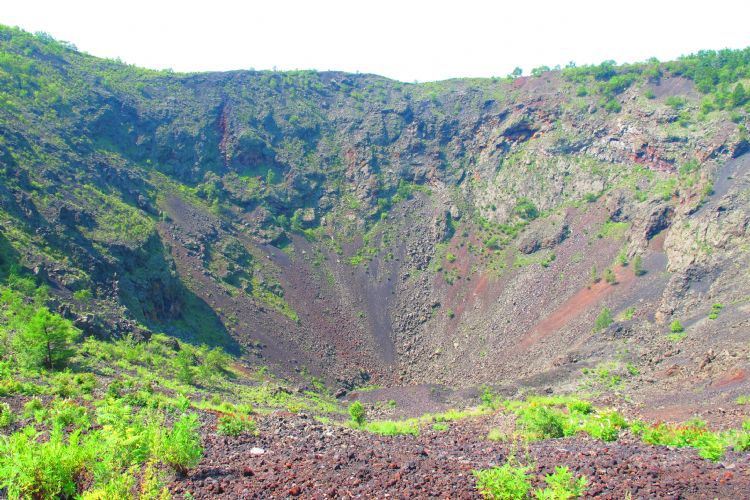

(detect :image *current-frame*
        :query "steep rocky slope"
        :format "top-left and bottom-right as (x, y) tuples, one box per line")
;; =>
(2, 26), (750, 417)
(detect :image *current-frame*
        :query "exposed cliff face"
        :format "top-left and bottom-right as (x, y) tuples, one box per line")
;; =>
(2, 27), (750, 409)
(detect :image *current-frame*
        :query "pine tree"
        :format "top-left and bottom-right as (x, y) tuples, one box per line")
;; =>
(633, 255), (645, 276)
(732, 83), (747, 108)
(15, 308), (79, 369)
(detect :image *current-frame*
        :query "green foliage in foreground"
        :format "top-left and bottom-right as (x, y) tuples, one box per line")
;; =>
(473, 459), (588, 500)
(0, 405), (201, 499)
(0, 278), (341, 498)
(535, 467), (588, 500)
(474, 460), (532, 499)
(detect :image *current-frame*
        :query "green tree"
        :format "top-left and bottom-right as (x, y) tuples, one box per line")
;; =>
(14, 308), (79, 369)
(514, 198), (539, 220)
(349, 401), (366, 426)
(174, 350), (195, 385)
(633, 255), (645, 276)
(590, 265), (600, 284)
(594, 308), (613, 332)
(603, 268), (617, 284)
(731, 83), (747, 108)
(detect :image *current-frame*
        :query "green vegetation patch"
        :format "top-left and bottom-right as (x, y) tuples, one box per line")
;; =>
(473, 458), (588, 500)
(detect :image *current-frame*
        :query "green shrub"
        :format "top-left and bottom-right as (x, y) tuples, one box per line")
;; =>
(202, 347), (230, 373)
(514, 198), (539, 221)
(577, 411), (627, 442)
(603, 268), (616, 284)
(708, 303), (723, 320)
(0, 402), (13, 428)
(174, 350), (195, 385)
(48, 399), (91, 430)
(665, 95), (687, 109)
(566, 400), (592, 415)
(0, 425), (86, 499)
(23, 398), (44, 420)
(216, 414), (257, 437)
(670, 320), (684, 333)
(535, 466), (588, 499)
(73, 289), (92, 301)
(602, 97), (621, 113)
(640, 420), (727, 461)
(621, 307), (636, 321)
(446, 252), (457, 263)
(81, 471), (136, 499)
(593, 308), (613, 332)
(516, 406), (565, 440)
(473, 461), (531, 499)
(155, 413), (203, 474)
(481, 386), (499, 409)
(349, 401), (366, 426)
(139, 460), (170, 500)
(632, 255), (645, 276)
(590, 266), (600, 284)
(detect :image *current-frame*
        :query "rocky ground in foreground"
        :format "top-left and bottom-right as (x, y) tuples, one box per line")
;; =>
(170, 412), (750, 499)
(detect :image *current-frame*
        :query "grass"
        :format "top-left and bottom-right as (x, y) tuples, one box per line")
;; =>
(363, 419), (420, 436)
(357, 406), (494, 437)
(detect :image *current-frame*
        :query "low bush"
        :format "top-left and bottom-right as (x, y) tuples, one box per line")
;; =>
(217, 414), (257, 437)
(0, 402), (13, 428)
(593, 307), (613, 332)
(638, 420), (726, 461)
(154, 413), (203, 474)
(516, 405), (565, 440)
(0, 425), (86, 499)
(349, 401), (366, 426)
(473, 460), (531, 499)
(708, 303), (723, 320)
(632, 255), (645, 276)
(535, 466), (588, 499)
(364, 419), (419, 436)
(603, 268), (616, 284)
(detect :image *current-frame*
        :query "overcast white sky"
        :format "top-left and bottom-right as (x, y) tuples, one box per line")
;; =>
(3, 1), (750, 82)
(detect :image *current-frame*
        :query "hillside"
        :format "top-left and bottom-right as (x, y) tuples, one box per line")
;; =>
(2, 26), (750, 497)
